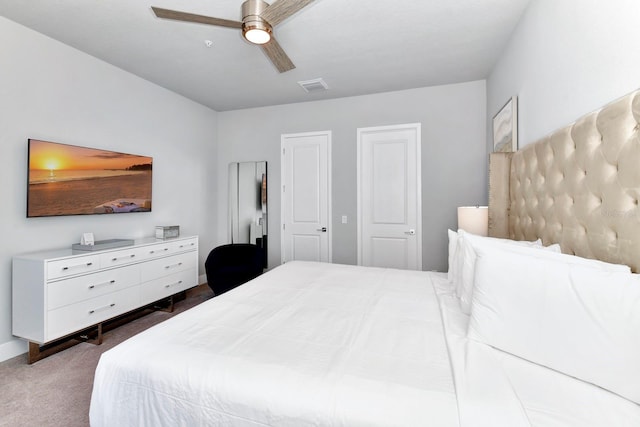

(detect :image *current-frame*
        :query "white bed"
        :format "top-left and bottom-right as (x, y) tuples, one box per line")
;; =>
(90, 90), (640, 426)
(90, 260), (640, 426)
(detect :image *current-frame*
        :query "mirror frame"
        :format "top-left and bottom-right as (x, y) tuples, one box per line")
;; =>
(228, 161), (267, 267)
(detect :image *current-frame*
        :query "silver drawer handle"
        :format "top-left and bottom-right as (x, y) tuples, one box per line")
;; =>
(179, 243), (195, 248)
(404, 229), (416, 235)
(164, 262), (183, 269)
(112, 254), (135, 261)
(165, 280), (183, 288)
(88, 303), (115, 314)
(88, 280), (116, 289)
(149, 248), (169, 254)
(62, 262), (93, 271)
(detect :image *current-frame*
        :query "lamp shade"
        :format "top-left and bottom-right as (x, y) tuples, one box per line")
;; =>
(457, 206), (489, 236)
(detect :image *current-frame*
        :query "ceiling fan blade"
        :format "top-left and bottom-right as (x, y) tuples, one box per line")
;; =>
(260, 0), (315, 26)
(261, 37), (295, 73)
(151, 6), (242, 29)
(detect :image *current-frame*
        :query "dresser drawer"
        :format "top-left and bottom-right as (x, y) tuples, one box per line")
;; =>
(47, 255), (100, 280)
(167, 237), (198, 253)
(140, 252), (197, 283)
(47, 285), (140, 341)
(138, 237), (198, 261)
(141, 242), (172, 259)
(99, 247), (144, 269)
(47, 264), (140, 310)
(140, 268), (196, 306)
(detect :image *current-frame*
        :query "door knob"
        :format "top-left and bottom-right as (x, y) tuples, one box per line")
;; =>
(404, 229), (415, 235)
(317, 227), (327, 232)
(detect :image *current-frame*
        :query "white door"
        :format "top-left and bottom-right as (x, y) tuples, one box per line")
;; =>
(357, 123), (422, 270)
(281, 131), (331, 263)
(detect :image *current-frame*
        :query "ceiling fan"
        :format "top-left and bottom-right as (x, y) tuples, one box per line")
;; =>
(151, 0), (315, 73)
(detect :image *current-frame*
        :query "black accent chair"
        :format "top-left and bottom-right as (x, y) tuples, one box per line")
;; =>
(205, 244), (265, 297)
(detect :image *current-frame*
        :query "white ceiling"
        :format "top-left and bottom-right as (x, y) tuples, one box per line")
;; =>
(0, 0), (531, 111)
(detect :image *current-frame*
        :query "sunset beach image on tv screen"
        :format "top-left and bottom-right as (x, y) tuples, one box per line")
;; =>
(27, 139), (152, 217)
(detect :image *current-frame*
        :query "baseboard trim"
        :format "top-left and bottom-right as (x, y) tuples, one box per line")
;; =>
(0, 338), (27, 363)
(198, 273), (207, 285)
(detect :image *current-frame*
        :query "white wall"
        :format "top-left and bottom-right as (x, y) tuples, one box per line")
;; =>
(217, 80), (487, 271)
(487, 0), (640, 150)
(0, 17), (219, 361)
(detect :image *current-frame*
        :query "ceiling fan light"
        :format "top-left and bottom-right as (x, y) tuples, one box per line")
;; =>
(244, 27), (271, 44)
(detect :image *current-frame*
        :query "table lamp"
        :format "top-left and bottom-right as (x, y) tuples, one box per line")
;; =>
(457, 206), (489, 236)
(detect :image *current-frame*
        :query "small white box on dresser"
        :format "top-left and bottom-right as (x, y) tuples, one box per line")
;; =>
(155, 226), (180, 239)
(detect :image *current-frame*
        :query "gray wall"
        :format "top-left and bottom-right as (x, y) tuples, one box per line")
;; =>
(487, 0), (640, 150)
(216, 80), (488, 271)
(0, 17), (219, 361)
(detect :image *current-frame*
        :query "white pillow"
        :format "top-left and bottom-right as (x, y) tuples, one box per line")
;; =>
(455, 231), (544, 314)
(467, 245), (639, 404)
(544, 243), (562, 253)
(447, 229), (458, 282)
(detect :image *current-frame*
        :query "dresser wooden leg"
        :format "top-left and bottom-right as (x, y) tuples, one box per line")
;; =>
(28, 341), (40, 365)
(27, 339), (80, 364)
(82, 323), (103, 345)
(154, 295), (175, 313)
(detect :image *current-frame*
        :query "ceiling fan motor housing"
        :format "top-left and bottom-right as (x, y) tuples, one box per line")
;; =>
(242, 0), (272, 43)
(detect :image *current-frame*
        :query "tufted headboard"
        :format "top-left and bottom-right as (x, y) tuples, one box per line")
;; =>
(489, 89), (640, 272)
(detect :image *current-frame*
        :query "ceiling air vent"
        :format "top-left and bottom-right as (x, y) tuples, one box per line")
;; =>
(298, 78), (329, 93)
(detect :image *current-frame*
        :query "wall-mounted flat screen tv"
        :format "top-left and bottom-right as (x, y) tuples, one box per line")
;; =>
(27, 139), (152, 218)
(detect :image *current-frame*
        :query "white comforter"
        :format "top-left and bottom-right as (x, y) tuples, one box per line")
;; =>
(90, 261), (459, 426)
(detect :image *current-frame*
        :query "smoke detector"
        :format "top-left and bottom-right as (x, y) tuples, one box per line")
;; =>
(298, 78), (328, 93)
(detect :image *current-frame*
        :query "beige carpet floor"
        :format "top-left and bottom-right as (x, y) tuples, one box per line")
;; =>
(0, 284), (214, 427)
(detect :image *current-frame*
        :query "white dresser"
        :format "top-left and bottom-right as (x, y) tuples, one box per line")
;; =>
(12, 235), (198, 361)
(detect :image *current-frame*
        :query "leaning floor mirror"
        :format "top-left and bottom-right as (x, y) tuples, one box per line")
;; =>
(228, 161), (267, 268)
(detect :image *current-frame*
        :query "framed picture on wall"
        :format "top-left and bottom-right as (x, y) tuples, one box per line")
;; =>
(492, 96), (518, 152)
